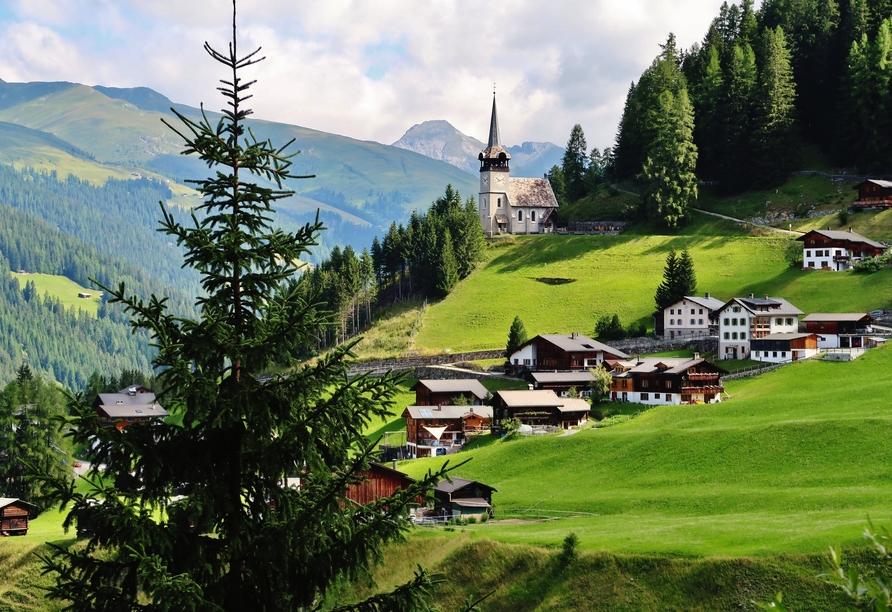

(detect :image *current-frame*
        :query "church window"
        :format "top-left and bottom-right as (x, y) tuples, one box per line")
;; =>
(518, 210), (523, 221)
(531, 210), (537, 221)
(497, 198), (502, 208)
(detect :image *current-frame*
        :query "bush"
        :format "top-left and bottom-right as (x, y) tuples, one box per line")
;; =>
(480, 512), (489, 523)
(853, 254), (891, 274)
(837, 208), (850, 226)
(466, 515), (477, 524)
(594, 314), (626, 340)
(626, 321), (647, 337)
(558, 532), (579, 566)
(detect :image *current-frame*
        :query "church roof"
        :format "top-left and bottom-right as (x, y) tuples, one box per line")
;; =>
(508, 178), (559, 209)
(480, 94), (511, 161)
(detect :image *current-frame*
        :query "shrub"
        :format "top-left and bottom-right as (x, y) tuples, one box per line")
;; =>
(480, 512), (489, 523)
(837, 208), (850, 226)
(466, 515), (477, 524)
(558, 532), (579, 566)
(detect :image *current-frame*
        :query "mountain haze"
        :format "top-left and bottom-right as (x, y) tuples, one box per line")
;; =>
(392, 119), (564, 178)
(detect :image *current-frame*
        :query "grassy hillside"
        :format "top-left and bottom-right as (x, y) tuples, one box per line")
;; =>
(10, 272), (100, 316)
(399, 342), (892, 557)
(410, 213), (892, 353)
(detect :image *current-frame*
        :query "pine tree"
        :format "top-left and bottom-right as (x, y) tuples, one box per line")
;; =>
(641, 86), (698, 229)
(546, 165), (567, 206)
(654, 247), (697, 312)
(716, 43), (758, 192)
(38, 5), (449, 610)
(562, 124), (589, 201)
(506, 315), (528, 356)
(435, 229), (459, 297)
(751, 26), (799, 188)
(676, 247), (698, 298)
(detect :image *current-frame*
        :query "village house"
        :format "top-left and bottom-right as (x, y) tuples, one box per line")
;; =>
(477, 94), (560, 236)
(527, 370), (595, 397)
(402, 405), (492, 459)
(0, 498), (35, 536)
(490, 389), (590, 431)
(344, 462), (418, 507)
(711, 295), (803, 359)
(506, 332), (628, 376)
(411, 379), (488, 406)
(796, 228), (886, 271)
(750, 333), (820, 363)
(606, 355), (727, 405)
(659, 292), (725, 339)
(851, 178), (892, 210)
(802, 313), (876, 349)
(433, 477), (497, 519)
(92, 387), (168, 429)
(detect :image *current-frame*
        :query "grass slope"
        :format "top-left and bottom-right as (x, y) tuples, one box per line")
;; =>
(400, 342), (892, 557)
(413, 214), (892, 353)
(10, 272), (100, 316)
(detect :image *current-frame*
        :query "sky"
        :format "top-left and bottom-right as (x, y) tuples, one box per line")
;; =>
(0, 0), (743, 150)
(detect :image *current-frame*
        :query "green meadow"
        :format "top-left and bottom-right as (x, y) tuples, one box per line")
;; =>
(399, 342), (892, 557)
(411, 213), (892, 353)
(11, 272), (101, 316)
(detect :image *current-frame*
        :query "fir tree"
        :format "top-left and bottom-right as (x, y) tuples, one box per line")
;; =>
(506, 315), (528, 356)
(654, 247), (697, 311)
(562, 124), (589, 201)
(38, 5), (449, 610)
(435, 229), (459, 297)
(546, 165), (567, 206)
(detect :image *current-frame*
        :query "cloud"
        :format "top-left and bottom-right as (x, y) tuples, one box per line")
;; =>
(0, 0), (734, 148)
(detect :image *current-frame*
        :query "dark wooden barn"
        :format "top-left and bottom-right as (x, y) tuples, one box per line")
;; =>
(433, 477), (497, 518)
(0, 498), (36, 536)
(344, 462), (418, 506)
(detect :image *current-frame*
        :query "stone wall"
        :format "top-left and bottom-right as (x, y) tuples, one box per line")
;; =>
(610, 336), (717, 356)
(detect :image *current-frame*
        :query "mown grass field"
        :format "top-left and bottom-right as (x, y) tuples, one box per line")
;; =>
(10, 272), (101, 316)
(410, 213), (892, 353)
(399, 342), (892, 559)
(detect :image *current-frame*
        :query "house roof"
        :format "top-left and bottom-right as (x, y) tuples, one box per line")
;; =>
(495, 389), (564, 408)
(608, 357), (728, 376)
(524, 333), (629, 358)
(796, 229), (886, 249)
(803, 313), (871, 322)
(97, 392), (158, 406)
(671, 295), (725, 311)
(508, 178), (559, 209)
(402, 405), (493, 420)
(367, 462), (415, 483)
(751, 332), (818, 342)
(530, 371), (595, 384)
(495, 214), (509, 224)
(556, 398), (591, 414)
(0, 497), (36, 510)
(98, 404), (168, 419)
(714, 296), (803, 317)
(435, 477), (498, 495)
(411, 379), (488, 399)
(451, 497), (492, 508)
(855, 178), (892, 189)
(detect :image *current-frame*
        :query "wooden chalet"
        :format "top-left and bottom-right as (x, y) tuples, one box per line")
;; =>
(852, 179), (892, 210)
(411, 379), (488, 406)
(506, 332), (628, 376)
(750, 333), (820, 363)
(803, 313), (875, 349)
(528, 370), (595, 397)
(433, 477), (497, 518)
(402, 405), (493, 458)
(344, 462), (419, 506)
(93, 387), (168, 430)
(797, 229), (886, 271)
(607, 356), (727, 405)
(0, 498), (36, 536)
(491, 389), (590, 431)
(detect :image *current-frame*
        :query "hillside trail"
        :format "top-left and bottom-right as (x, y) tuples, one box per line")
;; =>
(610, 184), (803, 236)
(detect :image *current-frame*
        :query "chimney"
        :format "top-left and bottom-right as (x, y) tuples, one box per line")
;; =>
(571, 331), (577, 339)
(392, 459), (398, 471)
(694, 352), (700, 359)
(765, 294), (769, 300)
(849, 226), (853, 232)
(436, 404), (441, 411)
(705, 292), (710, 299)
(749, 293), (754, 298)
(528, 383), (534, 390)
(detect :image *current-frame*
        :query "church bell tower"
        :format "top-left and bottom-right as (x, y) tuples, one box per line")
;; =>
(478, 93), (510, 237)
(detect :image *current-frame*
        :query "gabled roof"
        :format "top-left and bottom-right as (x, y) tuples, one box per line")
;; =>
(796, 229), (886, 249)
(556, 398), (591, 413)
(713, 297), (803, 317)
(0, 497), (36, 510)
(411, 379), (488, 399)
(530, 371), (595, 384)
(402, 405), (493, 420)
(607, 357), (728, 376)
(668, 295), (725, 311)
(520, 333), (629, 358)
(97, 392), (157, 406)
(508, 178), (559, 209)
(803, 313), (871, 323)
(435, 477), (498, 495)
(495, 389), (564, 408)
(751, 332), (818, 342)
(98, 404), (168, 419)
(854, 178), (892, 189)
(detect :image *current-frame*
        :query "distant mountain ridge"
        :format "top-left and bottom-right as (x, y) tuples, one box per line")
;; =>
(392, 119), (564, 178)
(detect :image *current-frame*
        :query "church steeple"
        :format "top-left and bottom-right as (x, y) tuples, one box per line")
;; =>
(478, 92), (510, 172)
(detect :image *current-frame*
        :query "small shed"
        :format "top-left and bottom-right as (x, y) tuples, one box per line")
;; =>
(411, 379), (488, 406)
(345, 462), (418, 506)
(0, 498), (36, 536)
(433, 477), (497, 518)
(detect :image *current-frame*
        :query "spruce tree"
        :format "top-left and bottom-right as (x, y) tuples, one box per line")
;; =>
(506, 315), (529, 356)
(562, 124), (589, 201)
(654, 248), (678, 311)
(38, 5), (449, 610)
(676, 247), (698, 298)
(435, 229), (459, 297)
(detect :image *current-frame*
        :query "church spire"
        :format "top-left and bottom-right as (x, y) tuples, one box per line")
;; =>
(487, 93), (501, 149)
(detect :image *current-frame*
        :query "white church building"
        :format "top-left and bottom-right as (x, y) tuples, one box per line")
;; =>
(478, 95), (560, 236)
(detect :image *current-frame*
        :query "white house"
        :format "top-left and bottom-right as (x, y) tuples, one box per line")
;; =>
(662, 293), (725, 339)
(478, 94), (560, 236)
(802, 313), (875, 349)
(797, 229), (886, 271)
(606, 356), (727, 405)
(712, 295), (803, 359)
(750, 333), (820, 363)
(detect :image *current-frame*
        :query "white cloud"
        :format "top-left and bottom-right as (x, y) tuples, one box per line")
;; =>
(0, 0), (736, 148)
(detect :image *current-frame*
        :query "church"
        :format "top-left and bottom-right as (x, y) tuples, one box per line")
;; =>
(478, 95), (561, 236)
